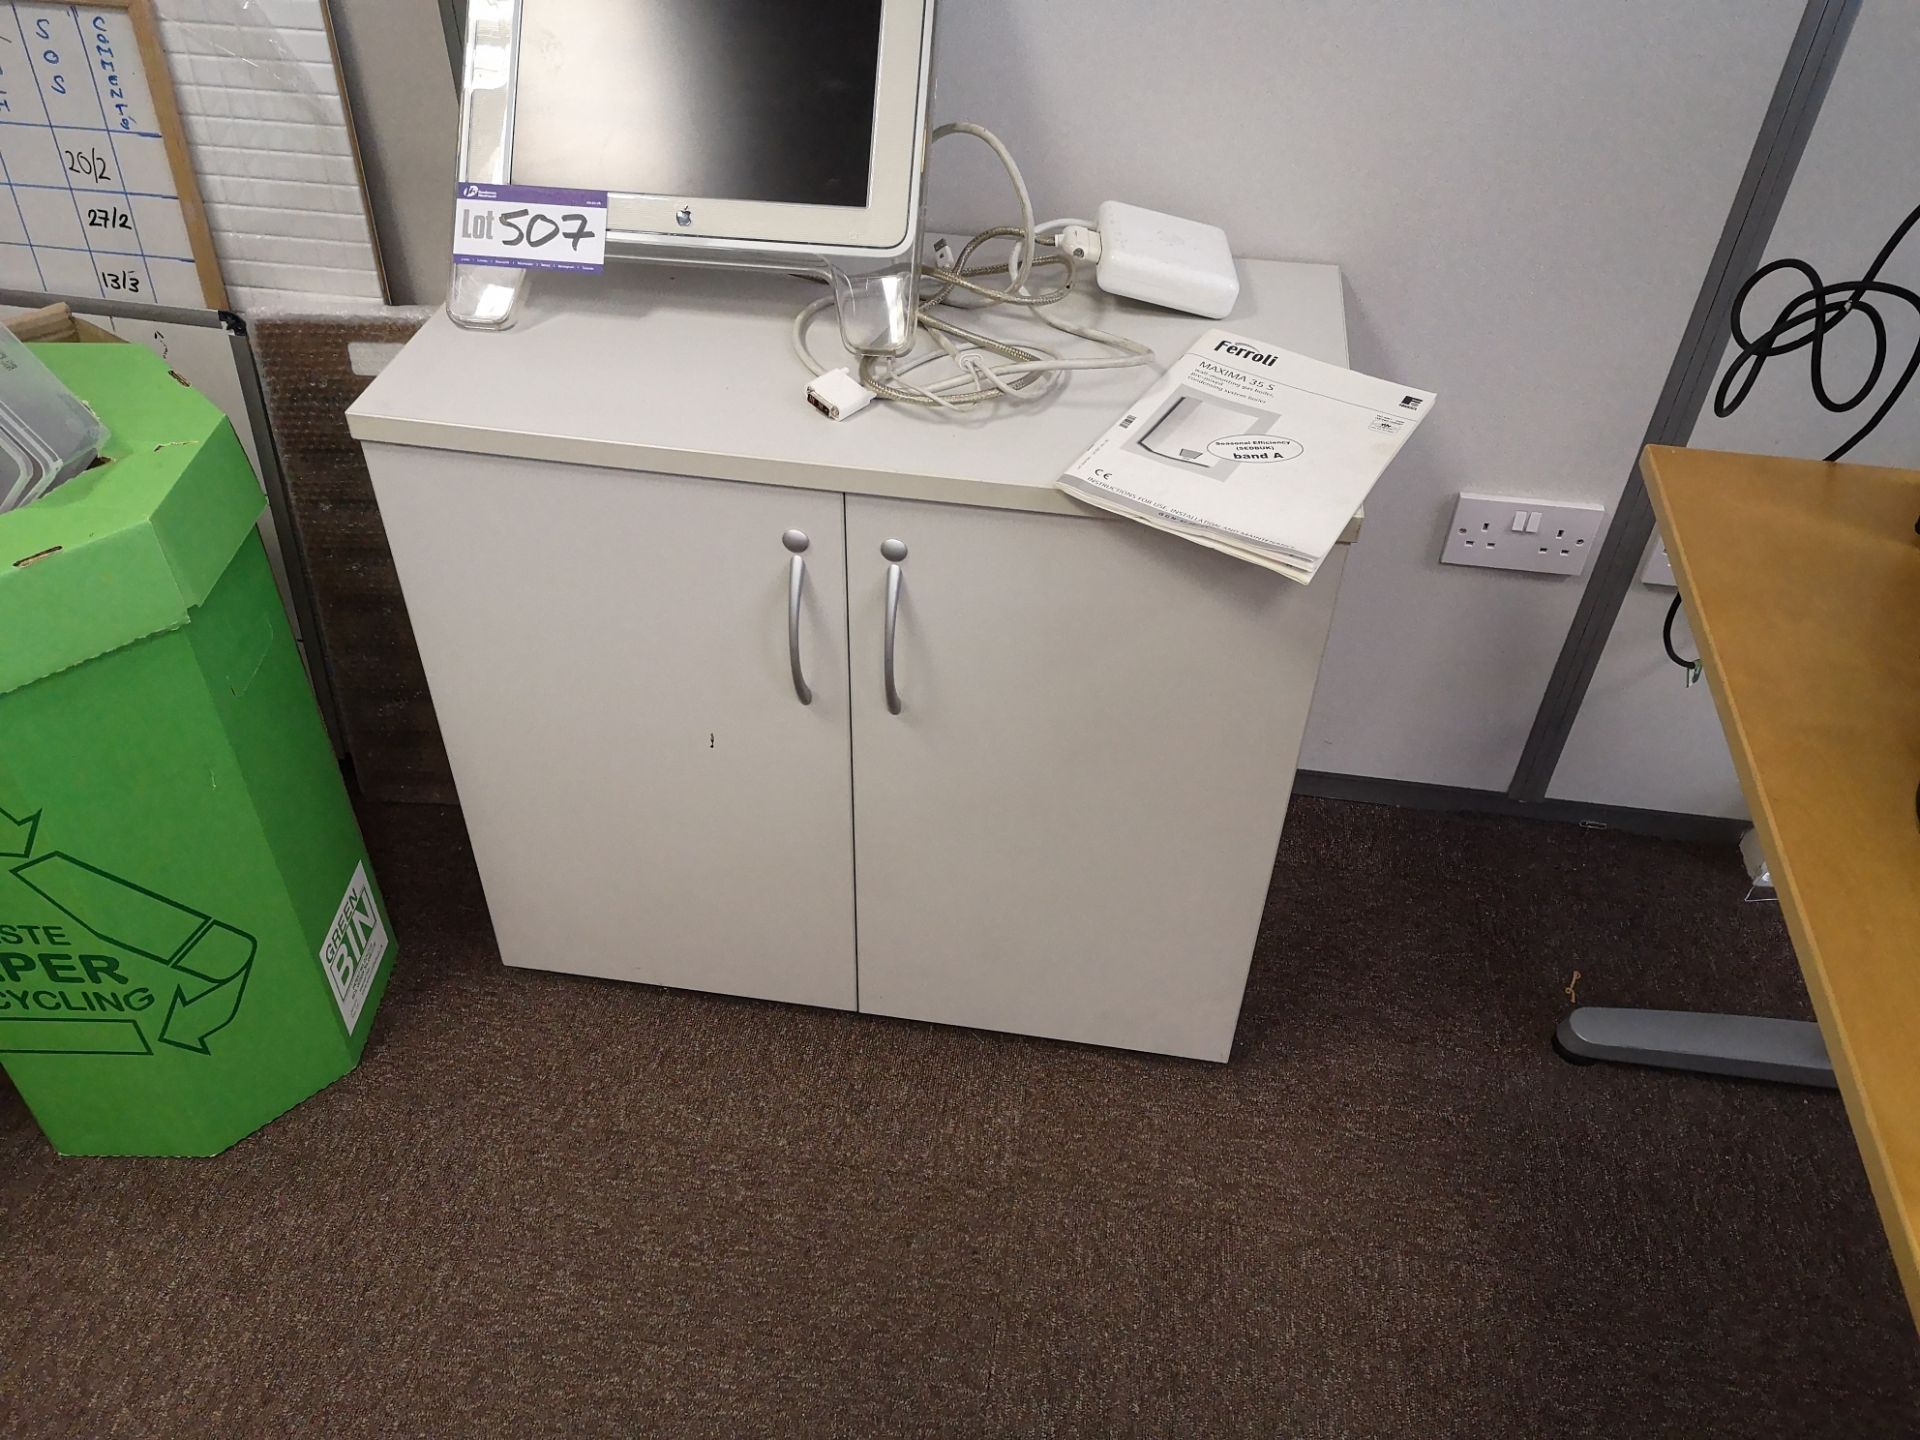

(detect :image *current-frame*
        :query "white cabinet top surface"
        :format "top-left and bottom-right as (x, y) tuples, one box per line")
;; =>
(348, 257), (1347, 520)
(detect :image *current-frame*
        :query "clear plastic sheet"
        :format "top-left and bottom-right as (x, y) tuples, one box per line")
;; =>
(0, 325), (108, 514)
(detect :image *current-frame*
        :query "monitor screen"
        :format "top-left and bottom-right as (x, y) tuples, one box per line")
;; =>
(511, 0), (885, 208)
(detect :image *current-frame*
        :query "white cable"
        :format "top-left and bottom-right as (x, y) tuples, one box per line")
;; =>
(791, 127), (1153, 414)
(1012, 219), (1091, 276)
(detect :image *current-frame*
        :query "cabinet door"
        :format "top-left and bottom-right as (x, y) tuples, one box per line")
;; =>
(845, 496), (1344, 1060)
(367, 446), (857, 1010)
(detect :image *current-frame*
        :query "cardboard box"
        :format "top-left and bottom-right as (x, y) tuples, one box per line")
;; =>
(0, 343), (397, 1156)
(4, 303), (119, 345)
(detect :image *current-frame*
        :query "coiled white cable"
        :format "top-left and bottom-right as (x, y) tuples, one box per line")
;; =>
(791, 124), (1154, 414)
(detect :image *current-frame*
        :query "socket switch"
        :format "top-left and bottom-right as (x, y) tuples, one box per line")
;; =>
(1441, 494), (1605, 577)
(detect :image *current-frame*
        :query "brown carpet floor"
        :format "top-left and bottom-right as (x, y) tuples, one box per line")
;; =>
(3, 796), (1916, 1438)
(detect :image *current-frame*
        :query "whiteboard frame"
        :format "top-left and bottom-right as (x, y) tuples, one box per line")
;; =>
(2, 0), (228, 309)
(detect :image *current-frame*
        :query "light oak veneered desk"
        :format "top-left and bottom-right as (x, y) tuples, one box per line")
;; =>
(1561, 445), (1920, 1326)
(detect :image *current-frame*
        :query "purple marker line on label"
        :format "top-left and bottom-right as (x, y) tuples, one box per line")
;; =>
(457, 183), (609, 208)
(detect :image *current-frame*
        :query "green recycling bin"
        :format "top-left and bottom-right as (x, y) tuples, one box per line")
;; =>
(0, 342), (398, 1156)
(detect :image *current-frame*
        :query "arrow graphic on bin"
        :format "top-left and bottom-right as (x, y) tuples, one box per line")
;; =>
(9, 853), (256, 1055)
(0, 806), (39, 860)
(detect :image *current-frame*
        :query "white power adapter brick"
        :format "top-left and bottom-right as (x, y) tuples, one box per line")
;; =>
(1071, 201), (1240, 320)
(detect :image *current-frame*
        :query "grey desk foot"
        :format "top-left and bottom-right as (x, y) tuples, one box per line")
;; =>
(1557, 1007), (1837, 1087)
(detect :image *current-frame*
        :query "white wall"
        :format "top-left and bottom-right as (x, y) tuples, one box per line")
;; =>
(354, 2), (1808, 795)
(1549, 0), (1920, 816)
(925, 1), (1804, 792)
(329, 0), (458, 306)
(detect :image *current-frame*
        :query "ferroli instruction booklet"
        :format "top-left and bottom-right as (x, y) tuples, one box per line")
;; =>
(1058, 329), (1436, 582)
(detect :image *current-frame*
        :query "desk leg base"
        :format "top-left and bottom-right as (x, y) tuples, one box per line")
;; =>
(1556, 1008), (1836, 1088)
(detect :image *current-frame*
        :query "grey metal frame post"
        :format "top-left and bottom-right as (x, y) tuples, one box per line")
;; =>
(1510, 0), (1860, 802)
(1521, 0), (1859, 1086)
(439, 0), (465, 82)
(226, 321), (351, 756)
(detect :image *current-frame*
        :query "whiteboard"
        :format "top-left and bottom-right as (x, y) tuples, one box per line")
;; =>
(0, 0), (222, 307)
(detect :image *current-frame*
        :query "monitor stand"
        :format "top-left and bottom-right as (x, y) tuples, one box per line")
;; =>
(448, 248), (921, 358)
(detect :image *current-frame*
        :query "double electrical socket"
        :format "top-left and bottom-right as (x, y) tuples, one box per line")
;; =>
(1441, 493), (1605, 577)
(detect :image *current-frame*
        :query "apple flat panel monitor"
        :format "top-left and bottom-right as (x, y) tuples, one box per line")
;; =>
(454, 0), (936, 345)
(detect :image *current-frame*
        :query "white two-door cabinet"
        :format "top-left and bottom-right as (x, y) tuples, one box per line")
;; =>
(348, 258), (1356, 1061)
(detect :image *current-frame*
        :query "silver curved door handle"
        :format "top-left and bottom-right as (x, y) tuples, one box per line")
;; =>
(784, 530), (812, 705)
(881, 538), (907, 714)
